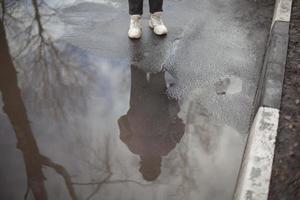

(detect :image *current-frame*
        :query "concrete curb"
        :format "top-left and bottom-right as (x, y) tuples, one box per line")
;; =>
(234, 0), (292, 199)
(234, 107), (280, 200)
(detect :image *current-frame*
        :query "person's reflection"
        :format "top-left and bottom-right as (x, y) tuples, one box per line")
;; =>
(118, 43), (185, 182)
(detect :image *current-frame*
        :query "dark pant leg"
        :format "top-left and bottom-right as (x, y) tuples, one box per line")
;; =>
(129, 0), (143, 15)
(149, 0), (163, 14)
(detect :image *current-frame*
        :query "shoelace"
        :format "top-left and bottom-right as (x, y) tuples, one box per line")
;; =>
(151, 15), (163, 26)
(131, 18), (141, 29)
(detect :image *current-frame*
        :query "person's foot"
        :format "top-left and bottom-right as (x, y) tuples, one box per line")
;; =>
(149, 12), (168, 36)
(128, 15), (142, 39)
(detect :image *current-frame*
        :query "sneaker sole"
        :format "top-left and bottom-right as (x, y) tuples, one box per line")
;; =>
(128, 30), (142, 39)
(128, 35), (142, 39)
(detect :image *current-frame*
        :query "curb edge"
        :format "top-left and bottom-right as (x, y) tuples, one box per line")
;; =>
(234, 0), (292, 199)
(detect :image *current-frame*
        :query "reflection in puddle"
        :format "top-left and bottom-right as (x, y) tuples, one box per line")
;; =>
(0, 15), (78, 200)
(0, 1), (247, 200)
(119, 66), (185, 181)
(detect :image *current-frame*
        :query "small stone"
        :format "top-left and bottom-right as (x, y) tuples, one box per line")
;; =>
(293, 142), (299, 147)
(288, 124), (293, 129)
(295, 99), (300, 105)
(284, 115), (292, 120)
(214, 78), (230, 95)
(289, 151), (295, 157)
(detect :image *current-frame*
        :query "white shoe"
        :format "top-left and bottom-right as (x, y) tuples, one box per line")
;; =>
(149, 12), (168, 35)
(128, 15), (142, 39)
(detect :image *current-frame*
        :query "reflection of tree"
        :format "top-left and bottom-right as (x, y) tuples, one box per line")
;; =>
(1, 18), (46, 200)
(0, 14), (79, 200)
(70, 136), (156, 200)
(0, 34), (144, 198)
(3, 0), (94, 119)
(1, 2), (158, 200)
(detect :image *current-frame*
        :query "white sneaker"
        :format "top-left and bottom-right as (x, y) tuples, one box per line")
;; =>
(128, 15), (142, 39)
(149, 12), (168, 35)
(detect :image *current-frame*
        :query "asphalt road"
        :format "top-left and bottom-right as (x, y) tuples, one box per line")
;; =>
(0, 0), (274, 200)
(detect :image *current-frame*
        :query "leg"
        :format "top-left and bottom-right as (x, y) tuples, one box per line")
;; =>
(129, 0), (144, 15)
(148, 0), (167, 35)
(128, 0), (143, 39)
(130, 65), (148, 107)
(149, 72), (167, 93)
(149, 0), (163, 14)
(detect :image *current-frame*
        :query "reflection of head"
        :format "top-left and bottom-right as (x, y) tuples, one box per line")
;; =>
(139, 156), (162, 182)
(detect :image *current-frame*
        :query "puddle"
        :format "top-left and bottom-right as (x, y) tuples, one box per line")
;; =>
(0, 0), (274, 199)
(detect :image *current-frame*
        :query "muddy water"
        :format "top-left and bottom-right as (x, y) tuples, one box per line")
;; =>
(0, 0), (274, 200)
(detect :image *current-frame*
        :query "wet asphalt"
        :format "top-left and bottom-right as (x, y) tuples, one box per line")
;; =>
(0, 0), (274, 200)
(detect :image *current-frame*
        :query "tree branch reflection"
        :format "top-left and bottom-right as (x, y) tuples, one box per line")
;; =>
(0, 10), (78, 200)
(3, 0), (94, 119)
